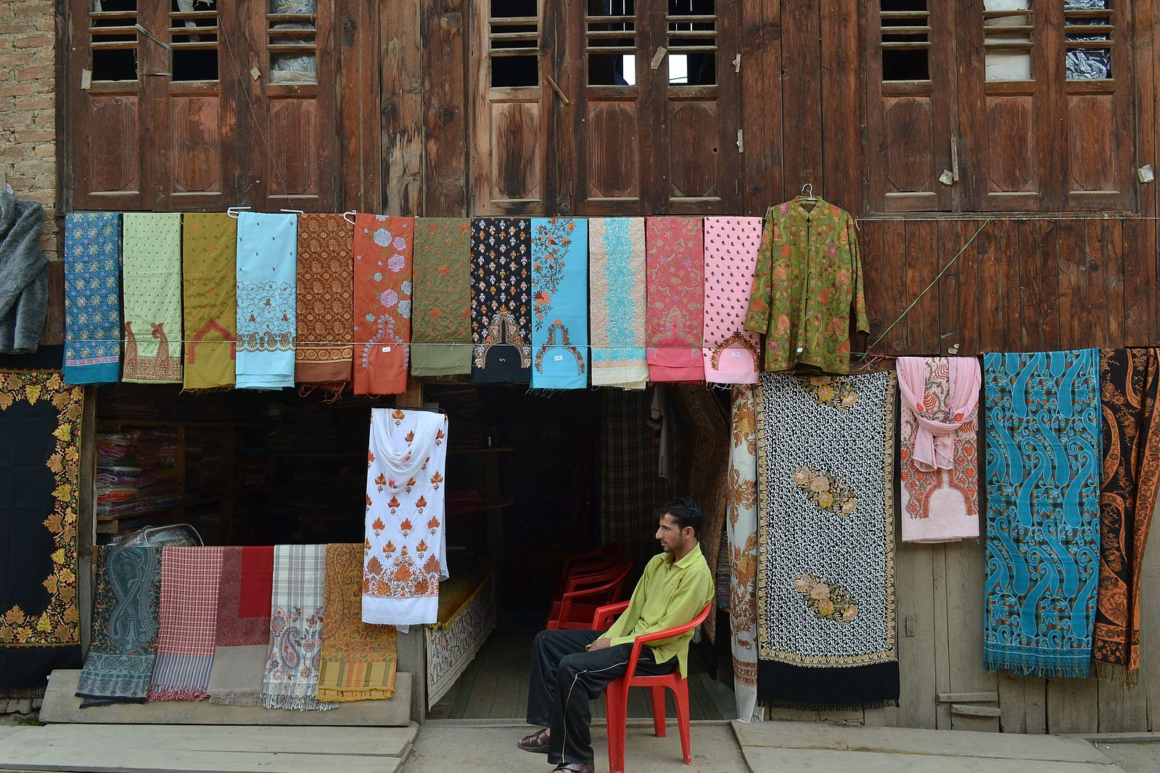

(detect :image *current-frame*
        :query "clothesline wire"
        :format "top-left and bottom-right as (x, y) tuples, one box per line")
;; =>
(860, 219), (992, 361)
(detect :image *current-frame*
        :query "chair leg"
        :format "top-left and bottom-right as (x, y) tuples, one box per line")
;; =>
(650, 687), (667, 738)
(605, 684), (625, 773)
(674, 680), (692, 764)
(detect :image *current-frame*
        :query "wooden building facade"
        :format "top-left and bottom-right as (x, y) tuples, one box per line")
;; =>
(51, 0), (1160, 733)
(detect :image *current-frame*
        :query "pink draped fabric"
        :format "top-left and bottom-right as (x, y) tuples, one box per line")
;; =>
(898, 357), (981, 543)
(702, 217), (762, 385)
(897, 356), (980, 470)
(646, 217), (704, 382)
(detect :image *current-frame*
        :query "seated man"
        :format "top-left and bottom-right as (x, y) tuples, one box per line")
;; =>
(518, 498), (714, 773)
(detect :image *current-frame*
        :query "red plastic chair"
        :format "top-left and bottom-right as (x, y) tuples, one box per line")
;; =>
(546, 561), (633, 630)
(592, 600), (713, 773)
(552, 543), (626, 602)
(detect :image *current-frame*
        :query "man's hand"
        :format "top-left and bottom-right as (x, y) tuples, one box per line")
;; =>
(588, 637), (611, 651)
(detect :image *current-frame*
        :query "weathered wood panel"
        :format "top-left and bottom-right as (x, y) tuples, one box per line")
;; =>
(739, 0), (782, 215)
(422, 0), (467, 216)
(340, 0), (384, 213)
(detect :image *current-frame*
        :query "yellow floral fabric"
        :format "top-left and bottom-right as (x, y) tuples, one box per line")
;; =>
(744, 199), (869, 375)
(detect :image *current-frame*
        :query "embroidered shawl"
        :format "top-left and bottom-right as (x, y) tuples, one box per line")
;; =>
(646, 217), (704, 382)
(412, 218), (473, 377)
(531, 218), (588, 390)
(744, 200), (869, 375)
(63, 213), (122, 384)
(0, 371), (84, 688)
(898, 357), (981, 543)
(1095, 348), (1160, 674)
(182, 214), (237, 390)
(75, 547), (161, 705)
(318, 543), (398, 702)
(148, 546), (222, 701)
(756, 372), (899, 710)
(207, 546), (273, 706)
(363, 408), (450, 626)
(235, 212), (297, 389)
(121, 213), (183, 383)
(262, 544), (336, 711)
(590, 219), (648, 390)
(353, 215), (414, 395)
(703, 218), (762, 385)
(727, 386), (760, 721)
(471, 218), (532, 384)
(983, 350), (1101, 678)
(295, 214), (354, 389)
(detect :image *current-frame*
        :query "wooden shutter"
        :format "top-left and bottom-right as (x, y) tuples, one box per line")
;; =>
(69, 0), (149, 210)
(1061, 1), (1133, 211)
(654, 0), (740, 214)
(864, 0), (958, 212)
(469, 0), (554, 215)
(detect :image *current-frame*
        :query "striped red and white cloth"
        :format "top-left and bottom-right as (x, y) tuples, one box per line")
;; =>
(147, 546), (223, 701)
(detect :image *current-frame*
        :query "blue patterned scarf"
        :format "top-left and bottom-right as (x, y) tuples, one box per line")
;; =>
(531, 218), (588, 390)
(63, 213), (122, 384)
(589, 219), (648, 389)
(983, 350), (1102, 678)
(235, 212), (297, 389)
(76, 547), (162, 706)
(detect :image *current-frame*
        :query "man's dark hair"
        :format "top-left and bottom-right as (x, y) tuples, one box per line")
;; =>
(655, 497), (703, 538)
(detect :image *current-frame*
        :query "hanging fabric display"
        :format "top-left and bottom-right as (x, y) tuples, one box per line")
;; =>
(63, 212), (122, 384)
(531, 218), (588, 390)
(744, 199), (868, 375)
(235, 212), (297, 389)
(182, 213), (237, 390)
(983, 350), (1101, 678)
(121, 213), (183, 384)
(147, 546), (223, 701)
(318, 543), (398, 702)
(207, 546), (273, 706)
(363, 408), (450, 626)
(756, 371), (899, 709)
(295, 214), (354, 390)
(353, 214), (414, 395)
(0, 371), (84, 688)
(590, 218), (649, 390)
(262, 544), (336, 711)
(702, 217), (762, 385)
(412, 218), (473, 377)
(471, 218), (532, 384)
(727, 386), (760, 722)
(897, 357), (981, 543)
(75, 547), (162, 705)
(1095, 348), (1160, 676)
(646, 217), (704, 382)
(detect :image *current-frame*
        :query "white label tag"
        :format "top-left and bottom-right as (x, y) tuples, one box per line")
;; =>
(554, 355), (564, 362)
(381, 346), (391, 353)
(731, 350), (743, 358)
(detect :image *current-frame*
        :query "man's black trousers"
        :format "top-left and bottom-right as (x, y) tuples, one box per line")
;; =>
(526, 628), (673, 765)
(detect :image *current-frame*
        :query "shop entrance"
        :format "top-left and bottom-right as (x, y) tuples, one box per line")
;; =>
(92, 382), (737, 721)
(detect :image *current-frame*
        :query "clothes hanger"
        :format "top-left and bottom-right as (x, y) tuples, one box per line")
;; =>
(800, 183), (818, 202)
(342, 210), (358, 225)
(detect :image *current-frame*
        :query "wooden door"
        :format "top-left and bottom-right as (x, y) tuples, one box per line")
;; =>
(864, 0), (960, 212)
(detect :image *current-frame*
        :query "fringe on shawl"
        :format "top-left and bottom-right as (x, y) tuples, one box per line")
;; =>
(147, 688), (210, 702)
(261, 694), (338, 712)
(208, 693), (264, 707)
(1093, 659), (1143, 688)
(983, 651), (1092, 680)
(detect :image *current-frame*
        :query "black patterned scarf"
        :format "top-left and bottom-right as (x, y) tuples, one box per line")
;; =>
(755, 372), (899, 710)
(470, 218), (531, 384)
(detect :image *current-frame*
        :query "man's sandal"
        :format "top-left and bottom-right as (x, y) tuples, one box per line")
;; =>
(516, 728), (550, 754)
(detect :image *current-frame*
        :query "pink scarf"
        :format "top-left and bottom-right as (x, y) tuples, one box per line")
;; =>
(896, 357), (980, 470)
(702, 217), (762, 385)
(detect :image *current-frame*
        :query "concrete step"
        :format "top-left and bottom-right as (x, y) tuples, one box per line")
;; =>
(40, 669), (412, 727)
(0, 722), (419, 773)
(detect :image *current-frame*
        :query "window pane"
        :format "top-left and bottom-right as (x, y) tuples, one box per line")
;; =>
(984, 0), (1032, 81)
(587, 0), (637, 86)
(1065, 0), (1112, 80)
(90, 0), (138, 81)
(880, 0), (929, 82)
(667, 0), (716, 86)
(490, 0), (540, 87)
(269, 0), (317, 83)
(170, 0), (219, 82)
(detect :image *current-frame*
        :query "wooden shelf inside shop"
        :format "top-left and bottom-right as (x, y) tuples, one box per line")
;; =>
(446, 498), (516, 517)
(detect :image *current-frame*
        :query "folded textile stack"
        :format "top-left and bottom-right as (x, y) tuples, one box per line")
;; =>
(95, 431), (181, 517)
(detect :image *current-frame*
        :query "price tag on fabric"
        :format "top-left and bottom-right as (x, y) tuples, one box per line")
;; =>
(554, 355), (563, 362)
(381, 347), (391, 353)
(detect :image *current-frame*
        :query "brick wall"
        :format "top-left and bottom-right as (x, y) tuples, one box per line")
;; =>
(0, 0), (57, 260)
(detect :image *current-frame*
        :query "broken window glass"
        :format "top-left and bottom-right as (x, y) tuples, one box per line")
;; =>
(587, 0), (637, 86)
(269, 0), (317, 84)
(170, 0), (218, 82)
(667, 0), (715, 87)
(490, 0), (540, 88)
(880, 0), (929, 82)
(1065, 0), (1112, 80)
(983, 0), (1033, 82)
